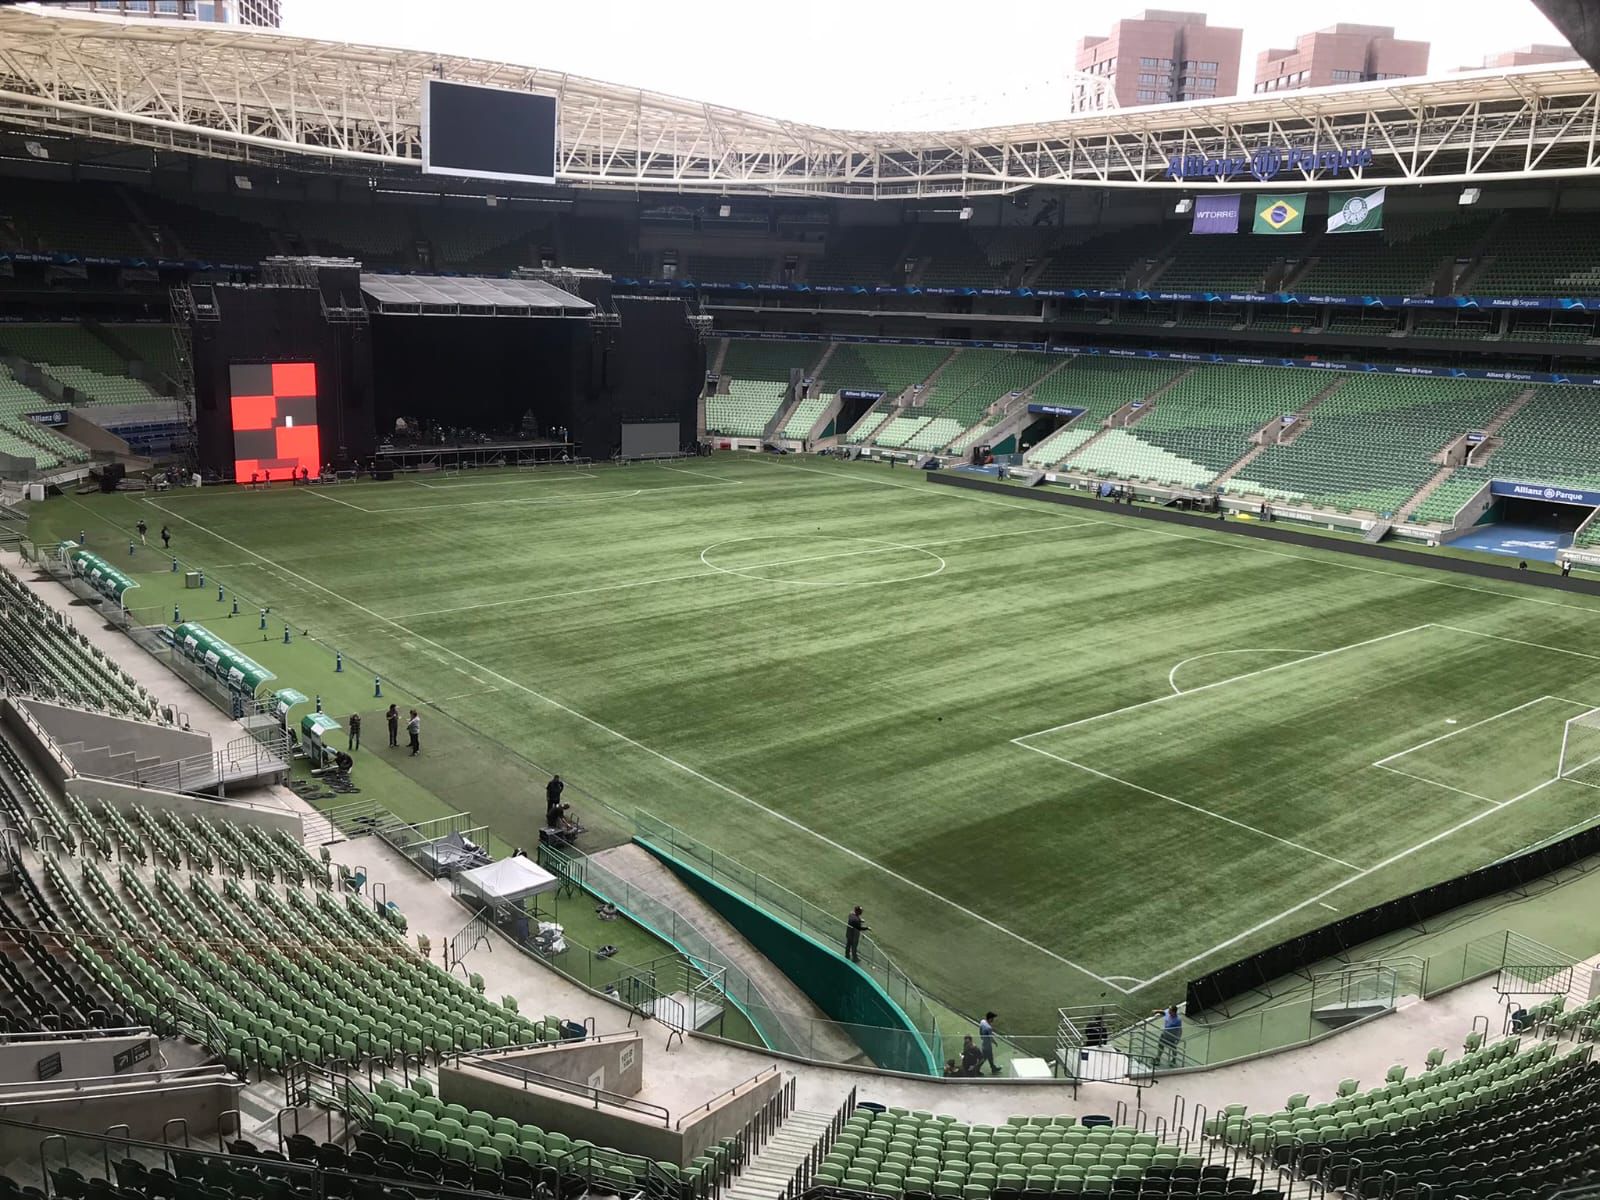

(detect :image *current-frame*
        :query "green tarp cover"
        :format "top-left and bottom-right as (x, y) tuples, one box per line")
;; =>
(67, 549), (140, 602)
(171, 622), (276, 693)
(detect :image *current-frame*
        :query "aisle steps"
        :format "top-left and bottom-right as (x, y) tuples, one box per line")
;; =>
(725, 1109), (836, 1200)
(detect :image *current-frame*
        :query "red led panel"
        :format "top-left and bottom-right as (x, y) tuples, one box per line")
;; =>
(229, 362), (320, 483)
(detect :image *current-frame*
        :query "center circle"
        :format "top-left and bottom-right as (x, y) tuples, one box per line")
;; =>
(699, 534), (946, 588)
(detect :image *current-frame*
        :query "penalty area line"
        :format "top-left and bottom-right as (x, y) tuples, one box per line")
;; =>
(1133, 770), (1575, 992)
(138, 497), (1133, 995)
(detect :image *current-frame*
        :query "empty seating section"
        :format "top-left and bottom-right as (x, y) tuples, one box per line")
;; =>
(1293, 213), (1491, 294)
(1032, 227), (1161, 289)
(0, 181), (147, 258)
(152, 198), (277, 263)
(1227, 376), (1517, 514)
(1324, 312), (1400, 336)
(783, 393), (832, 439)
(913, 228), (1009, 288)
(1509, 314), (1596, 342)
(812, 1106), (1260, 1198)
(1413, 315), (1496, 340)
(1409, 471), (1491, 524)
(1213, 1037), (1595, 1200)
(0, 566), (153, 714)
(681, 253), (775, 283)
(0, 366), (78, 468)
(1068, 366), (1322, 488)
(0, 326), (125, 375)
(44, 833), (537, 1073)
(1022, 360), (1186, 466)
(809, 229), (908, 286)
(1473, 211), (1600, 295)
(707, 381), (787, 437)
(828, 346), (949, 442)
(1478, 386), (1600, 490)
(722, 339), (818, 383)
(872, 352), (1054, 451)
(978, 228), (1068, 270)
(104, 325), (181, 381)
(1154, 238), (1293, 293)
(358, 1091), (734, 1198)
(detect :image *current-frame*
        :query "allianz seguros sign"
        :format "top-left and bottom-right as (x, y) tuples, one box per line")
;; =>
(1166, 145), (1375, 182)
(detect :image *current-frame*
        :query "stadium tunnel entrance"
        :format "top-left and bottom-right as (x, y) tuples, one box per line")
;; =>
(1451, 493), (1592, 563)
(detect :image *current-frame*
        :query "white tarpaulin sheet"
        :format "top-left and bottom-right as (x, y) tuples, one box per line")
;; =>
(455, 855), (559, 905)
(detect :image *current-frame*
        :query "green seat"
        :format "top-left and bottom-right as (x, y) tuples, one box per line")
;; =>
(445, 1138), (474, 1164)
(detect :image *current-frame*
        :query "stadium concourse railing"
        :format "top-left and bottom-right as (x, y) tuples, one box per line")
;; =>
(631, 812), (944, 1076)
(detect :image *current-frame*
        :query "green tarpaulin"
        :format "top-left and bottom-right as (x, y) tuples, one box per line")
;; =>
(171, 622), (276, 694)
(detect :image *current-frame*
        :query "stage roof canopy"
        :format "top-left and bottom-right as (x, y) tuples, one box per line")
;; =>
(360, 274), (593, 317)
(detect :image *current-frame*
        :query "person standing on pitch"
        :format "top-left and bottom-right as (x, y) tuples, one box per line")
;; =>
(978, 1012), (1000, 1075)
(136, 518), (148, 545)
(160, 525), (171, 550)
(406, 710), (420, 755)
(347, 712), (361, 751)
(844, 906), (868, 963)
(386, 703), (400, 747)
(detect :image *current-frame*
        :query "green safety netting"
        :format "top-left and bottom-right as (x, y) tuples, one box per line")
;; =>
(171, 622), (276, 694)
(66, 548), (140, 603)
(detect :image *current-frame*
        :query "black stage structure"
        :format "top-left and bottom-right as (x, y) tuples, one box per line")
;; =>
(180, 258), (705, 479)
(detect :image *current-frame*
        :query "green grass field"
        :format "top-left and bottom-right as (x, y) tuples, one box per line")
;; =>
(30, 455), (1600, 1035)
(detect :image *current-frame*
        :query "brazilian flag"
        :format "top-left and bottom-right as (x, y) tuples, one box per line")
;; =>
(1252, 193), (1306, 235)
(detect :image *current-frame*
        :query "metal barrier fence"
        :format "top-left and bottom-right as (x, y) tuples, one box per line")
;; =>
(538, 837), (815, 1060)
(633, 812), (943, 1066)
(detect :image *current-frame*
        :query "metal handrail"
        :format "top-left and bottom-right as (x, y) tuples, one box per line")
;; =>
(457, 1052), (674, 1125)
(674, 1064), (781, 1127)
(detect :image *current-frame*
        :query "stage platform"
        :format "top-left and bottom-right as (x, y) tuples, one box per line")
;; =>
(373, 440), (580, 470)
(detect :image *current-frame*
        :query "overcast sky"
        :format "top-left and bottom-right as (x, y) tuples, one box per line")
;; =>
(279, 1), (1574, 129)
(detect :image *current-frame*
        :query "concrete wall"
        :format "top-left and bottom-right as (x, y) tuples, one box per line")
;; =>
(490, 1033), (645, 1096)
(67, 776), (304, 840)
(19, 700), (211, 764)
(0, 1033), (155, 1086)
(440, 1036), (783, 1165)
(0, 1078), (240, 1150)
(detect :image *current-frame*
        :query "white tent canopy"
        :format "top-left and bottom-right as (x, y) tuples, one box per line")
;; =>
(454, 855), (559, 906)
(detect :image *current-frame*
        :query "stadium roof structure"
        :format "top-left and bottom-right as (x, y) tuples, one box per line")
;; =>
(3, 5), (1600, 198)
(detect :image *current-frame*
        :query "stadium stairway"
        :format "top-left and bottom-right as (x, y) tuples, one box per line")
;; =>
(950, 355), (1081, 456)
(1212, 377), (1348, 489)
(1396, 386), (1536, 524)
(723, 1109), (838, 1200)
(710, 338), (732, 379)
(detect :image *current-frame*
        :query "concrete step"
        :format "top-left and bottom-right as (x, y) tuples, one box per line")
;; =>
(726, 1110), (836, 1200)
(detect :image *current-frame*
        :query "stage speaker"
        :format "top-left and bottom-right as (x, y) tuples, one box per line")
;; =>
(98, 463), (125, 493)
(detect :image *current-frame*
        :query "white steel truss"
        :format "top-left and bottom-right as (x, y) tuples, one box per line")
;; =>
(1, 6), (1599, 197)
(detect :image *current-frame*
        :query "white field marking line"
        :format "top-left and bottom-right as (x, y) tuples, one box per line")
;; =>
(757, 458), (1600, 618)
(1429, 622), (1600, 664)
(1135, 770), (1577, 991)
(1319, 903), (1338, 911)
(1372, 695), (1578, 767)
(301, 488), (367, 512)
(369, 479), (769, 514)
(395, 521), (1102, 618)
(140, 498), (1133, 993)
(412, 471), (598, 489)
(428, 687), (501, 704)
(1014, 741), (1363, 871)
(655, 463), (742, 484)
(1370, 763), (1503, 808)
(1167, 648), (1313, 695)
(1014, 624), (1435, 743)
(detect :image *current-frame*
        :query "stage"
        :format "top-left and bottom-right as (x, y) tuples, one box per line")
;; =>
(372, 439), (580, 471)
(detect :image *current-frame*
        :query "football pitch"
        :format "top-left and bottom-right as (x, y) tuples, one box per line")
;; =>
(32, 455), (1600, 1033)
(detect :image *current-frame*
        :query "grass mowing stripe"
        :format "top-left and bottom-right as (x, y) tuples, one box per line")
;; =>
(138, 492), (1134, 993)
(1014, 741), (1365, 870)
